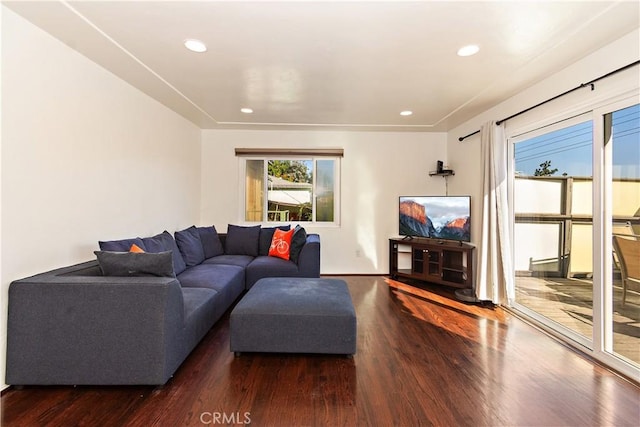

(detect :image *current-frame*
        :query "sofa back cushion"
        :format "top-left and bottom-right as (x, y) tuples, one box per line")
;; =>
(196, 226), (225, 258)
(225, 224), (260, 256)
(175, 226), (206, 267)
(141, 231), (187, 275)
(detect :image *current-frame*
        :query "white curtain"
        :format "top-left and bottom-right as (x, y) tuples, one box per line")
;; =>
(475, 121), (514, 304)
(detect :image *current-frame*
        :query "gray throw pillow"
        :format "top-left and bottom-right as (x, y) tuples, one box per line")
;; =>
(94, 251), (176, 278)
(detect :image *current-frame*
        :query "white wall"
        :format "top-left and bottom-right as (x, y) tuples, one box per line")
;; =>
(1, 7), (201, 389)
(201, 129), (447, 274)
(447, 28), (640, 250)
(0, 0), (4, 394)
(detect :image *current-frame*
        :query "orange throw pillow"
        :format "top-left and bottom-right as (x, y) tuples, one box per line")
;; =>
(129, 243), (145, 253)
(268, 228), (294, 260)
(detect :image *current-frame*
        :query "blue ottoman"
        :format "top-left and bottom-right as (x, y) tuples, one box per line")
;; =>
(230, 277), (357, 355)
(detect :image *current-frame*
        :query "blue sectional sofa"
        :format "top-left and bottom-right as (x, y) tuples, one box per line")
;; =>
(6, 224), (320, 386)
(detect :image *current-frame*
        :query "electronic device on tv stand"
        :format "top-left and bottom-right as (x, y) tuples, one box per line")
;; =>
(398, 196), (471, 244)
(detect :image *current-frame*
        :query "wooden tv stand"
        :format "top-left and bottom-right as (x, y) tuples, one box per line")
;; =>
(389, 237), (474, 289)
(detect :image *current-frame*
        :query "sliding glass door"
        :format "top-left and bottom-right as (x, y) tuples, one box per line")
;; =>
(511, 99), (639, 377)
(512, 115), (594, 346)
(603, 103), (639, 366)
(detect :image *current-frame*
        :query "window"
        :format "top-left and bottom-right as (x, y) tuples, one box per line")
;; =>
(238, 150), (341, 224)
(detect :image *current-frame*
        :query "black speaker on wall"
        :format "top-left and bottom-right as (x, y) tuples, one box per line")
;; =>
(437, 160), (444, 173)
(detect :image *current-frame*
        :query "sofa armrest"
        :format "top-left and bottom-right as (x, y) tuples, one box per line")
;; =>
(297, 233), (321, 277)
(6, 261), (185, 385)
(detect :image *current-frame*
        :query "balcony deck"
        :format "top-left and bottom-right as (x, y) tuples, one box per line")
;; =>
(515, 276), (639, 364)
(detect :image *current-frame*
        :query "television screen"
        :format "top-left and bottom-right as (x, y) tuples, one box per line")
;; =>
(399, 196), (471, 242)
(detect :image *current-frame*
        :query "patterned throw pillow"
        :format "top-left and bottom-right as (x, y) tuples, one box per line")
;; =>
(268, 228), (295, 260)
(258, 225), (291, 256)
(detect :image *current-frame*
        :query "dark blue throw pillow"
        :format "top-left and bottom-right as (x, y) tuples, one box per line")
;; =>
(259, 225), (291, 256)
(196, 225), (224, 258)
(289, 225), (307, 264)
(175, 226), (206, 267)
(98, 237), (146, 252)
(141, 231), (187, 275)
(225, 224), (261, 256)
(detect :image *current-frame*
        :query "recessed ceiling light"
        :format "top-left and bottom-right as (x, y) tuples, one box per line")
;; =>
(457, 44), (480, 57)
(400, 110), (413, 116)
(184, 39), (207, 53)
(240, 108), (253, 114)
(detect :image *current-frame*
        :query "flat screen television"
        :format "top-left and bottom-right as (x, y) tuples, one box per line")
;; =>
(399, 196), (471, 242)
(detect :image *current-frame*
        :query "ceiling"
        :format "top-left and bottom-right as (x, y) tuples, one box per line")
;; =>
(4, 1), (640, 132)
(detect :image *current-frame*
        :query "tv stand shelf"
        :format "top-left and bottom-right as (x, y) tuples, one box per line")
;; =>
(389, 238), (474, 289)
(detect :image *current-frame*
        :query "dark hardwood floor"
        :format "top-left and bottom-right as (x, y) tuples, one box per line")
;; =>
(2, 276), (639, 426)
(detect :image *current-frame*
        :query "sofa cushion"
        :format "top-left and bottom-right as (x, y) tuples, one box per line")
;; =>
(197, 226), (224, 258)
(98, 237), (146, 252)
(202, 254), (254, 268)
(289, 225), (307, 264)
(225, 224), (260, 256)
(178, 264), (245, 311)
(175, 226), (206, 267)
(259, 225), (291, 256)
(178, 263), (245, 292)
(181, 287), (221, 350)
(141, 231), (187, 275)
(268, 228), (295, 260)
(94, 251), (175, 278)
(245, 255), (299, 290)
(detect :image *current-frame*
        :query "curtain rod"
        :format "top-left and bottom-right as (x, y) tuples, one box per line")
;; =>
(235, 148), (344, 157)
(458, 59), (640, 142)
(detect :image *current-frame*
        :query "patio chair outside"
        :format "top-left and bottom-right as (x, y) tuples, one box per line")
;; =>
(612, 235), (640, 306)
